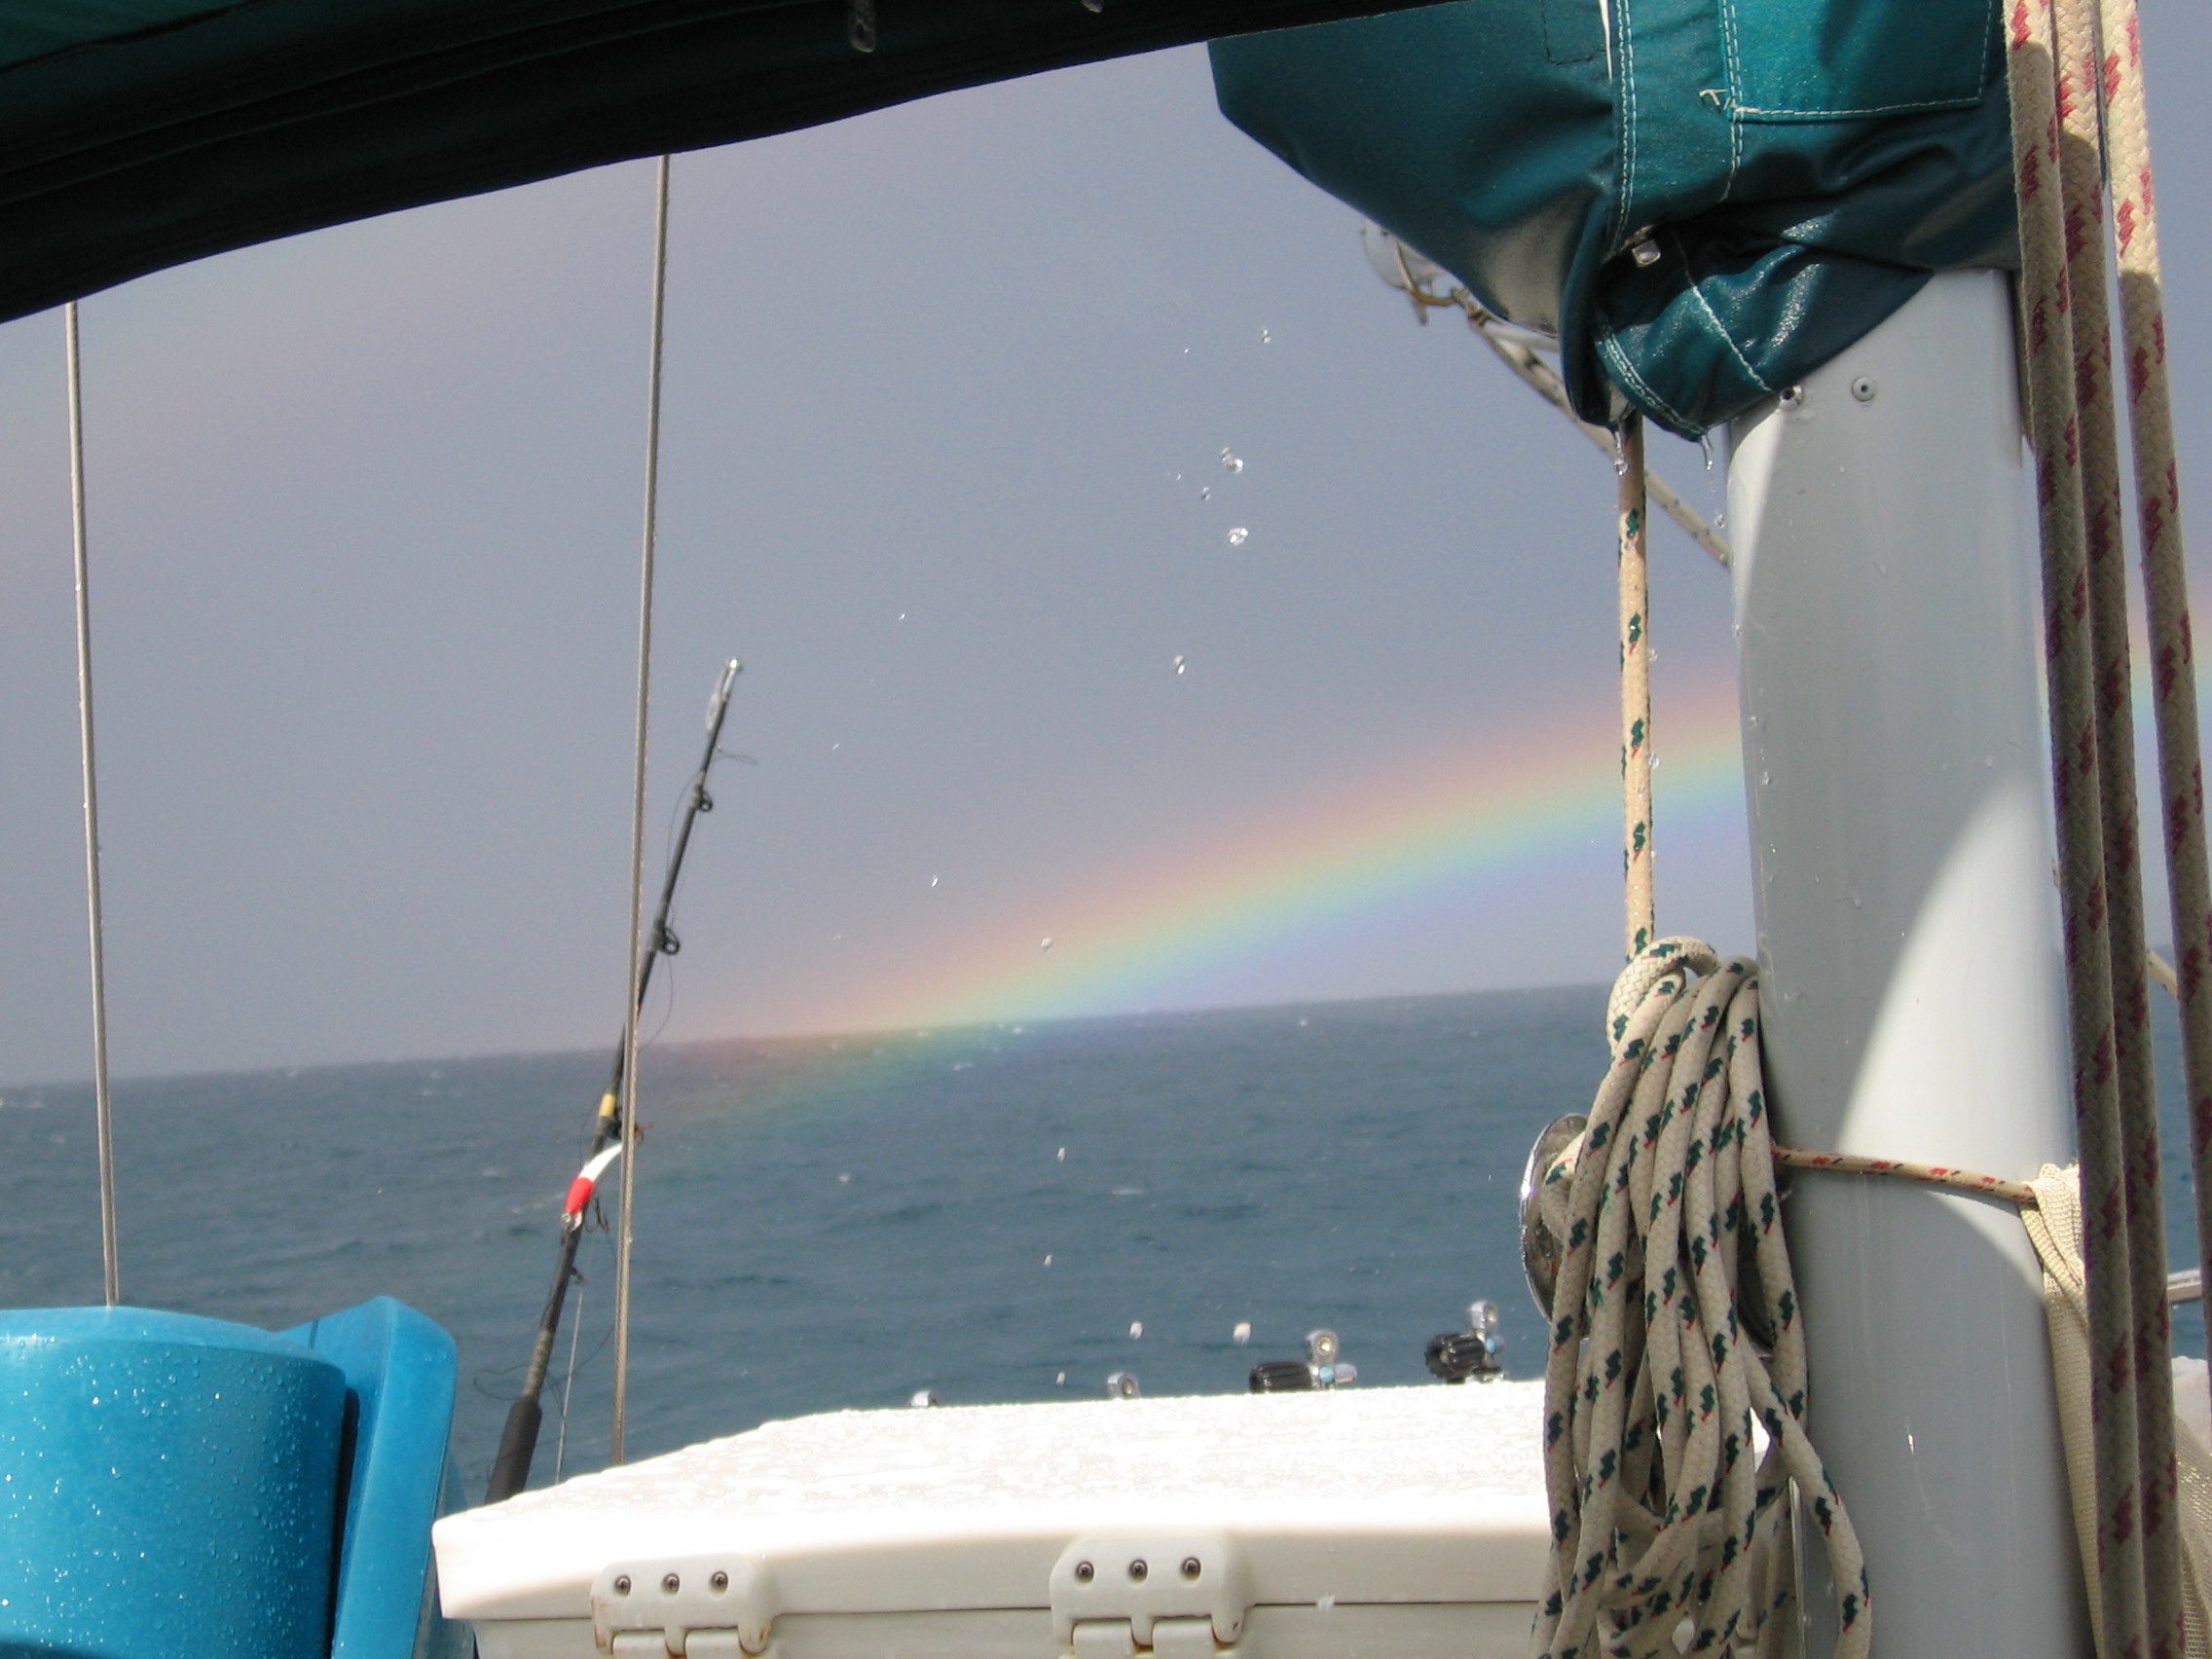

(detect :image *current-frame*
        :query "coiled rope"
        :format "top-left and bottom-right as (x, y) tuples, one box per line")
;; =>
(1533, 940), (1869, 1659)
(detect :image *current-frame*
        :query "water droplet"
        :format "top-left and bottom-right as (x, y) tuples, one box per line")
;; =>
(1043, 1254), (1052, 1266)
(1228, 527), (1249, 546)
(838, 1172), (851, 1183)
(1221, 449), (1244, 474)
(1040, 937), (1054, 950)
(1173, 655), (1186, 674)
(1260, 328), (1272, 344)
(1057, 1146), (1066, 1161)
(1055, 1372), (1067, 1385)
(898, 611), (906, 621)
(1233, 1321), (1252, 1345)
(1850, 893), (1863, 909)
(1714, 511), (1726, 529)
(1129, 1321), (1144, 1339)
(930, 874), (939, 887)
(1760, 771), (1772, 786)
(1200, 486), (1212, 500)
(1700, 434), (1715, 472)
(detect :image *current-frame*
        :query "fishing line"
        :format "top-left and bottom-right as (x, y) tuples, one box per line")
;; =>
(610, 151), (673, 1467)
(552, 1243), (593, 1485)
(64, 301), (120, 1309)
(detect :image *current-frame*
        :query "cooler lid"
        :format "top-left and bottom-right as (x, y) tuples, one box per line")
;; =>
(435, 1381), (1546, 1645)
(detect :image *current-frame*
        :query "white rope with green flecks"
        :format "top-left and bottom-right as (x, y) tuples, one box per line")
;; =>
(1533, 939), (1869, 1659)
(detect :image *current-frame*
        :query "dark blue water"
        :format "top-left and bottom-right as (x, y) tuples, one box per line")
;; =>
(0, 985), (2200, 1499)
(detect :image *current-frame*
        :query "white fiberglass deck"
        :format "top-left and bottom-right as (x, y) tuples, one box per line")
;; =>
(435, 1381), (1548, 1658)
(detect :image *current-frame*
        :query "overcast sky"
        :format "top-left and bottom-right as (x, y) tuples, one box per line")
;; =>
(0, 12), (2207, 1086)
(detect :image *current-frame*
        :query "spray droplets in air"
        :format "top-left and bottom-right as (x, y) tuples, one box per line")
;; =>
(1040, 937), (1054, 951)
(1221, 449), (1243, 474)
(1173, 655), (1187, 675)
(1228, 528), (1249, 546)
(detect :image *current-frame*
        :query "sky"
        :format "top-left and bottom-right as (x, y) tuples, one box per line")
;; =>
(0, 13), (2207, 1086)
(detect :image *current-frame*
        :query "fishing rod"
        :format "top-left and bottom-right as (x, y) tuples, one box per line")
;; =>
(486, 656), (741, 1503)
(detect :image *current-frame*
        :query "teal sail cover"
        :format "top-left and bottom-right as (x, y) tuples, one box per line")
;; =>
(0, 0), (1438, 327)
(1210, 0), (2016, 435)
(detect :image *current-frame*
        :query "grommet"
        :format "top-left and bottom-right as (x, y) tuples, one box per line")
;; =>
(1129, 1559), (1149, 1581)
(1182, 1557), (1202, 1580)
(614, 1576), (632, 1596)
(663, 1573), (681, 1594)
(1075, 1561), (1095, 1583)
(711, 1571), (729, 1593)
(1851, 376), (1877, 402)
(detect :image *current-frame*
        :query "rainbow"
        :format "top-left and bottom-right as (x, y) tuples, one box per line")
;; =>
(825, 603), (2212, 1037)
(827, 674), (1752, 1033)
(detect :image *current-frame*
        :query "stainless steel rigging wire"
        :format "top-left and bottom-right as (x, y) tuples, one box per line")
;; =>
(65, 301), (120, 1308)
(610, 153), (672, 1464)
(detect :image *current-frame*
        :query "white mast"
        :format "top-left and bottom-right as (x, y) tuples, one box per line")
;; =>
(1727, 269), (2088, 1658)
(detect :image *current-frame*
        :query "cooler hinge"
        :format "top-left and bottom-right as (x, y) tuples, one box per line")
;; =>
(1050, 1533), (1250, 1658)
(591, 1553), (775, 1655)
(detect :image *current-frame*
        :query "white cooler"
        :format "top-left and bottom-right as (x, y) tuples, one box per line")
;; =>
(434, 1381), (1549, 1659)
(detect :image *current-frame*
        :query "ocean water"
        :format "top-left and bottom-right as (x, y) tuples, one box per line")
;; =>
(0, 984), (2201, 1500)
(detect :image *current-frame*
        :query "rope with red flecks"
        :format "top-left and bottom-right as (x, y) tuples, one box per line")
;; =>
(2101, 0), (2212, 1538)
(2009, 2), (2190, 1655)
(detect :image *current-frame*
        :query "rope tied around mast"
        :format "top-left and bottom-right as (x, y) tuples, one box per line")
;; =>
(1533, 940), (1870, 1659)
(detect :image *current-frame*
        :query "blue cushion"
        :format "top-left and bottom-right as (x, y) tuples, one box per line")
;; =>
(285, 1299), (464, 1659)
(0, 1307), (346, 1659)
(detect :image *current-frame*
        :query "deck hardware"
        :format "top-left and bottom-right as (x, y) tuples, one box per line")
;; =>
(1427, 1300), (1504, 1382)
(594, 1555), (773, 1654)
(1051, 1533), (1249, 1654)
(846, 0), (875, 52)
(1247, 1358), (1313, 1390)
(1519, 1113), (1586, 1316)
(1851, 376), (1877, 402)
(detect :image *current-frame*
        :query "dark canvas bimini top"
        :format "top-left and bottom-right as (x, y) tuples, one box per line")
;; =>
(0, 0), (1438, 326)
